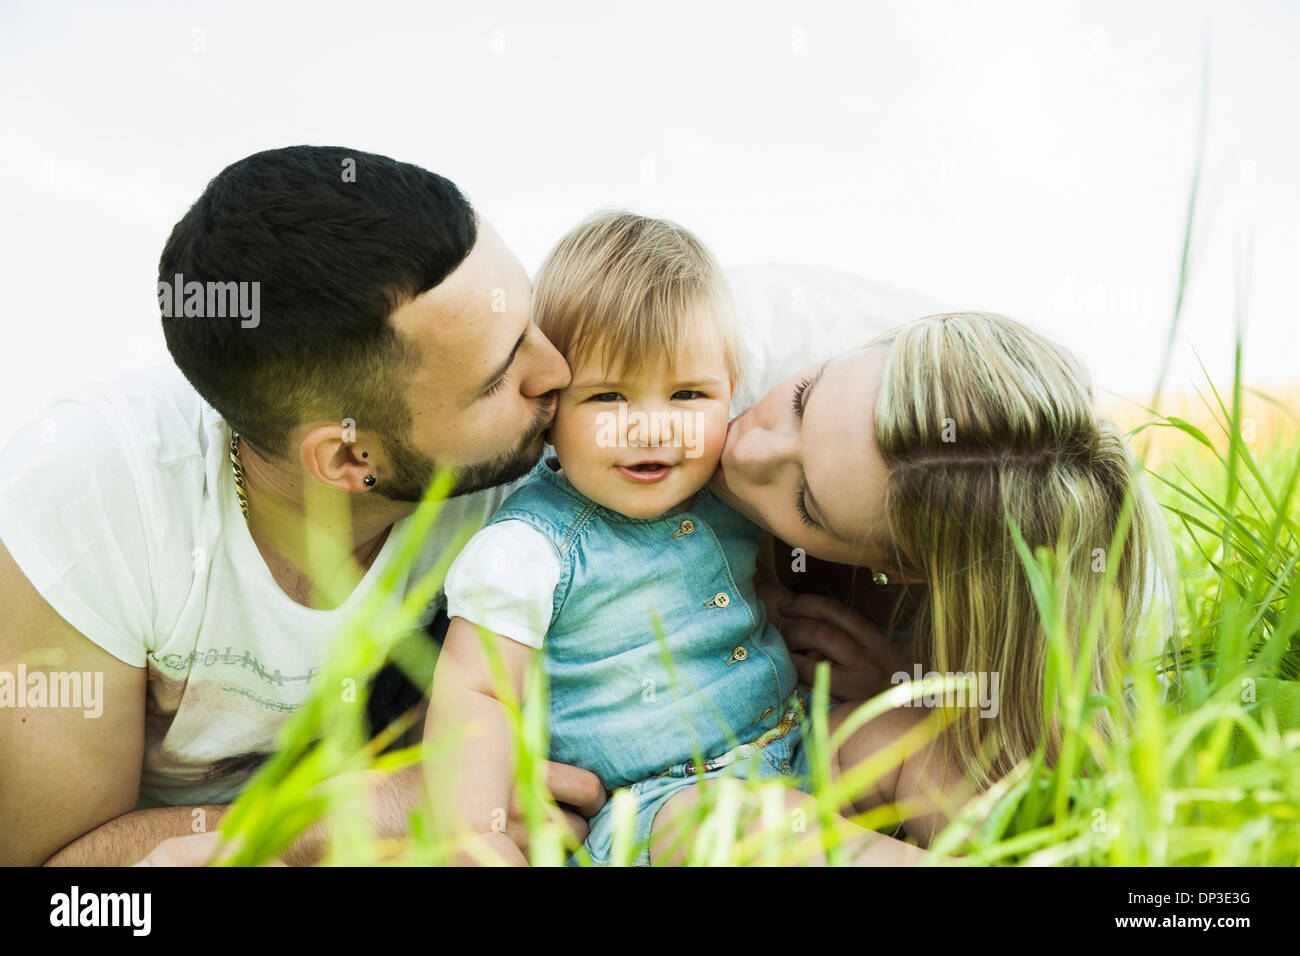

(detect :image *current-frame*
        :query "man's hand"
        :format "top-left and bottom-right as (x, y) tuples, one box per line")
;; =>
(292, 759), (604, 864)
(135, 830), (287, 867)
(132, 756), (606, 866)
(519, 760), (606, 851)
(444, 763), (604, 865)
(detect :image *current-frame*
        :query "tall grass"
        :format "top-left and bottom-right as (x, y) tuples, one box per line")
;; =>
(212, 80), (1300, 863)
(208, 342), (1299, 867)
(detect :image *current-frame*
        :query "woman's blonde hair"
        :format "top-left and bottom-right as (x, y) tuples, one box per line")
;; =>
(532, 209), (745, 384)
(871, 312), (1177, 789)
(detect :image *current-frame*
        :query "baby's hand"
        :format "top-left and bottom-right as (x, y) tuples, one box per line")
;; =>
(450, 830), (529, 867)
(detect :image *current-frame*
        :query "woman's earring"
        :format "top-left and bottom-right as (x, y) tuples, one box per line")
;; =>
(871, 570), (889, 586)
(364, 474), (376, 488)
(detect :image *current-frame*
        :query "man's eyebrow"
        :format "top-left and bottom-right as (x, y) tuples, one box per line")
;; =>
(798, 360), (843, 539)
(478, 331), (526, 396)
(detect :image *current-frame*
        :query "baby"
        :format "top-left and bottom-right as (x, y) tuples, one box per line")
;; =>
(426, 210), (816, 866)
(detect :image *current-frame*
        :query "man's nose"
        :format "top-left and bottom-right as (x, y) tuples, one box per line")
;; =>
(520, 325), (571, 397)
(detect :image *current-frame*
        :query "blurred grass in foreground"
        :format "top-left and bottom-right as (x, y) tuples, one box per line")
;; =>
(208, 349), (1299, 865)
(214, 67), (1299, 858)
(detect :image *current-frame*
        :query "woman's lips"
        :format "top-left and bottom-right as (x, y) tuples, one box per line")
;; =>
(616, 464), (672, 483)
(714, 457), (731, 491)
(715, 417), (736, 490)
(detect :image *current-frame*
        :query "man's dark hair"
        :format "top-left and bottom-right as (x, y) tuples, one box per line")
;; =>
(158, 145), (477, 458)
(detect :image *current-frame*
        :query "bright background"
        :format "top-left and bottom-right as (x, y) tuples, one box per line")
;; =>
(2, 0), (1296, 447)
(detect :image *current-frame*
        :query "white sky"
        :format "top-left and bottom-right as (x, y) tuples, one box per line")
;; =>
(1, 0), (1296, 446)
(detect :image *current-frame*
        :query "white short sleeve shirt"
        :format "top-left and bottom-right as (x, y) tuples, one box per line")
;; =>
(0, 364), (511, 806)
(443, 520), (561, 650)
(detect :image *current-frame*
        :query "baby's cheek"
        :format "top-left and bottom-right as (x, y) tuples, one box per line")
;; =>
(552, 405), (596, 449)
(685, 408), (729, 464)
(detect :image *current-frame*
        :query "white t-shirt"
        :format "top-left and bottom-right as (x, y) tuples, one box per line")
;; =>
(0, 365), (510, 807)
(443, 520), (561, 650)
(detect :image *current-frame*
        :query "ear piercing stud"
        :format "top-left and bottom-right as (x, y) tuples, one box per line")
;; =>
(871, 571), (889, 586)
(364, 474), (376, 488)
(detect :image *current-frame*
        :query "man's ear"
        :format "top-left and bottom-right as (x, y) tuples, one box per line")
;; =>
(299, 422), (373, 493)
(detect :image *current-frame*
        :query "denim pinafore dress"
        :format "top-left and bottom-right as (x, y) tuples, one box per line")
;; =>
(486, 455), (800, 793)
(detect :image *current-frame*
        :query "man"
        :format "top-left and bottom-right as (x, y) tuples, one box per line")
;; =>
(0, 146), (605, 866)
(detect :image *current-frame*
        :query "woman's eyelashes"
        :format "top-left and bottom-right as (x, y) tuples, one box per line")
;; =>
(791, 377), (821, 529)
(796, 484), (818, 530)
(484, 373), (510, 398)
(791, 377), (812, 419)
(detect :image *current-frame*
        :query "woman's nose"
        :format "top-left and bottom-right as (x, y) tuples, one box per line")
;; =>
(729, 412), (793, 484)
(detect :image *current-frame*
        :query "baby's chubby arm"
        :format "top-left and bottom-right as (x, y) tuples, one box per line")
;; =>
(425, 616), (536, 866)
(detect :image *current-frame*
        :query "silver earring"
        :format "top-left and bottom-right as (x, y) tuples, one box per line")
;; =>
(363, 474), (376, 488)
(871, 571), (889, 586)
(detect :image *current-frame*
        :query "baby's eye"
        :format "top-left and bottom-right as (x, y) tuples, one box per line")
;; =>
(590, 392), (624, 403)
(672, 390), (704, 400)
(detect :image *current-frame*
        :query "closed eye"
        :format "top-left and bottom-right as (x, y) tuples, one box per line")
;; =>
(792, 377), (812, 419)
(795, 485), (818, 530)
(792, 368), (825, 532)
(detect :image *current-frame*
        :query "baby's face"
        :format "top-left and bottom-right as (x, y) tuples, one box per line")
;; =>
(550, 337), (733, 519)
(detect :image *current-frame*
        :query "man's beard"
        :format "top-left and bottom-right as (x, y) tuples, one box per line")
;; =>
(372, 397), (554, 503)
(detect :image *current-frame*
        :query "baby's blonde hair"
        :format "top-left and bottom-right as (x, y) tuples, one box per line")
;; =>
(532, 210), (744, 385)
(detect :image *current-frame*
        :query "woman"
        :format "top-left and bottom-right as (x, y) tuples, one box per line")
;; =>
(696, 310), (1177, 849)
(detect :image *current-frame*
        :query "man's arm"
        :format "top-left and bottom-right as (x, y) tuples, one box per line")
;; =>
(43, 805), (230, 866)
(0, 540), (147, 865)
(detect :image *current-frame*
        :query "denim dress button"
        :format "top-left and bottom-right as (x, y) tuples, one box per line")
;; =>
(672, 519), (695, 538)
(705, 591), (730, 608)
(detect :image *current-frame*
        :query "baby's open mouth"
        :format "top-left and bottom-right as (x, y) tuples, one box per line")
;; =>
(616, 461), (674, 483)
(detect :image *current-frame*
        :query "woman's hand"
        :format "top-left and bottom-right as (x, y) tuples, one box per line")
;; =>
(757, 575), (910, 703)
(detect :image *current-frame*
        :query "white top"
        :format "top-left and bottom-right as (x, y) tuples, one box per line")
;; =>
(0, 364), (510, 806)
(443, 520), (561, 650)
